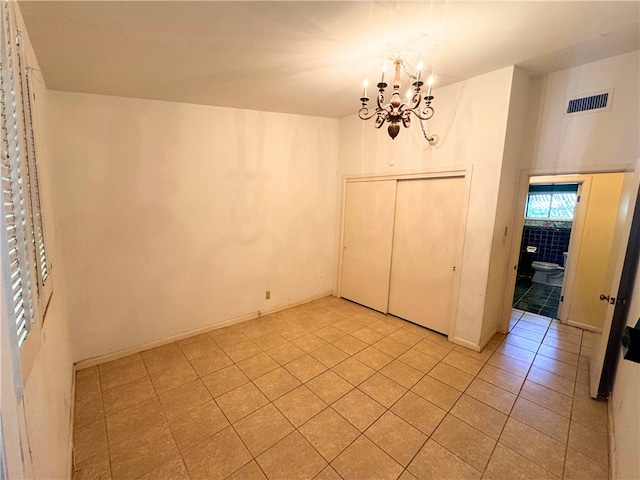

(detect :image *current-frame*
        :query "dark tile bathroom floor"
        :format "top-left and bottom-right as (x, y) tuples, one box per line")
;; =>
(513, 278), (561, 319)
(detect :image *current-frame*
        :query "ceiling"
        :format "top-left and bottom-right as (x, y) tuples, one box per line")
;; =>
(18, 1), (640, 119)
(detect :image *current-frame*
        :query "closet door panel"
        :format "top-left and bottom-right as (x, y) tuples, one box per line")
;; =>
(388, 177), (465, 334)
(340, 180), (396, 312)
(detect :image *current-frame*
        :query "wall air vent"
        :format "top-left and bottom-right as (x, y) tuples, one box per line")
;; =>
(564, 89), (613, 117)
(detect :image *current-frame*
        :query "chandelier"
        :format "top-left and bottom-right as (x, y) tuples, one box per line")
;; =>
(358, 59), (436, 141)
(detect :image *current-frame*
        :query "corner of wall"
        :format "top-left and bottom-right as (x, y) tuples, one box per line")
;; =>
(478, 67), (532, 344)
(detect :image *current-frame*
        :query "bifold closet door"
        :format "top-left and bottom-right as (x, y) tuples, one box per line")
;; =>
(388, 177), (465, 334)
(340, 180), (396, 312)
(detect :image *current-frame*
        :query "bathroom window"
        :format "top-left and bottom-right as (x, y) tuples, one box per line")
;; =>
(526, 184), (578, 220)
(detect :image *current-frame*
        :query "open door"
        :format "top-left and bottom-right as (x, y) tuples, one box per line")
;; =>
(595, 191), (640, 398)
(590, 168), (640, 398)
(559, 173), (625, 330)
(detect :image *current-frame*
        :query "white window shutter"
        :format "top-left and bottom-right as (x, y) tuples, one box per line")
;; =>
(1, 0), (35, 346)
(16, 30), (48, 288)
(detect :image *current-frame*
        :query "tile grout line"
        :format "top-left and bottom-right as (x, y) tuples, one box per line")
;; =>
(75, 302), (602, 480)
(560, 324), (584, 480)
(140, 350), (185, 479)
(479, 316), (561, 479)
(98, 365), (112, 480)
(215, 313), (403, 479)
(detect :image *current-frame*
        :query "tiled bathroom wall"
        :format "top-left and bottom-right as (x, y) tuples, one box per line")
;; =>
(518, 221), (572, 276)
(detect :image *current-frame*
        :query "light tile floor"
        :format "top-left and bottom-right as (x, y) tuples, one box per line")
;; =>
(72, 298), (609, 480)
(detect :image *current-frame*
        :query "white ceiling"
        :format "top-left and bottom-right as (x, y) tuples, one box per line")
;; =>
(18, 1), (640, 118)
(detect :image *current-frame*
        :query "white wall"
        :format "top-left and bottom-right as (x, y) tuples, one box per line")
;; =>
(338, 66), (518, 349)
(47, 92), (339, 362)
(0, 4), (74, 479)
(481, 67), (530, 345)
(500, 51), (639, 331)
(20, 75), (74, 480)
(529, 51), (639, 171)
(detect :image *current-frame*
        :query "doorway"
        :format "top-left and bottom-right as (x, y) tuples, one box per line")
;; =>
(512, 182), (579, 319)
(507, 172), (626, 332)
(500, 163), (639, 400)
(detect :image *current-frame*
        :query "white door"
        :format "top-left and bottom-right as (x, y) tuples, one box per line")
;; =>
(340, 180), (396, 312)
(590, 169), (640, 398)
(561, 173), (625, 329)
(388, 177), (465, 334)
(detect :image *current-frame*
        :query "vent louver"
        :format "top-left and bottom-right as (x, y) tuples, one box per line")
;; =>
(565, 90), (613, 117)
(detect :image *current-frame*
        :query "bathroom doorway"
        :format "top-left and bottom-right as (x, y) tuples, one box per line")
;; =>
(512, 182), (578, 318)
(508, 172), (627, 332)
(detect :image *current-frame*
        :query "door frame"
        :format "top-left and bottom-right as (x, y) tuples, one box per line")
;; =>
(523, 174), (594, 329)
(554, 176), (591, 327)
(499, 160), (640, 334)
(337, 165), (472, 338)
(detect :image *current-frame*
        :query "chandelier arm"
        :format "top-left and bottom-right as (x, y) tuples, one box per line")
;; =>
(358, 106), (379, 121)
(374, 115), (386, 129)
(409, 106), (435, 121)
(410, 92), (422, 109)
(376, 90), (386, 110)
(380, 104), (395, 118)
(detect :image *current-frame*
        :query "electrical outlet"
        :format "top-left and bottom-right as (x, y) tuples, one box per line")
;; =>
(265, 291), (270, 300)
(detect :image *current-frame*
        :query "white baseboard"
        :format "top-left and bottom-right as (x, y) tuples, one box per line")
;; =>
(74, 291), (333, 370)
(452, 335), (483, 352)
(452, 326), (501, 353)
(480, 328), (499, 351)
(565, 319), (603, 333)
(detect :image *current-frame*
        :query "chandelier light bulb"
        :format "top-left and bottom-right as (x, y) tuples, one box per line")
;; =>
(381, 64), (387, 83)
(363, 77), (369, 98)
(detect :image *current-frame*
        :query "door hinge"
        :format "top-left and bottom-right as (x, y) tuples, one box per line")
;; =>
(577, 195), (581, 202)
(560, 295), (564, 302)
